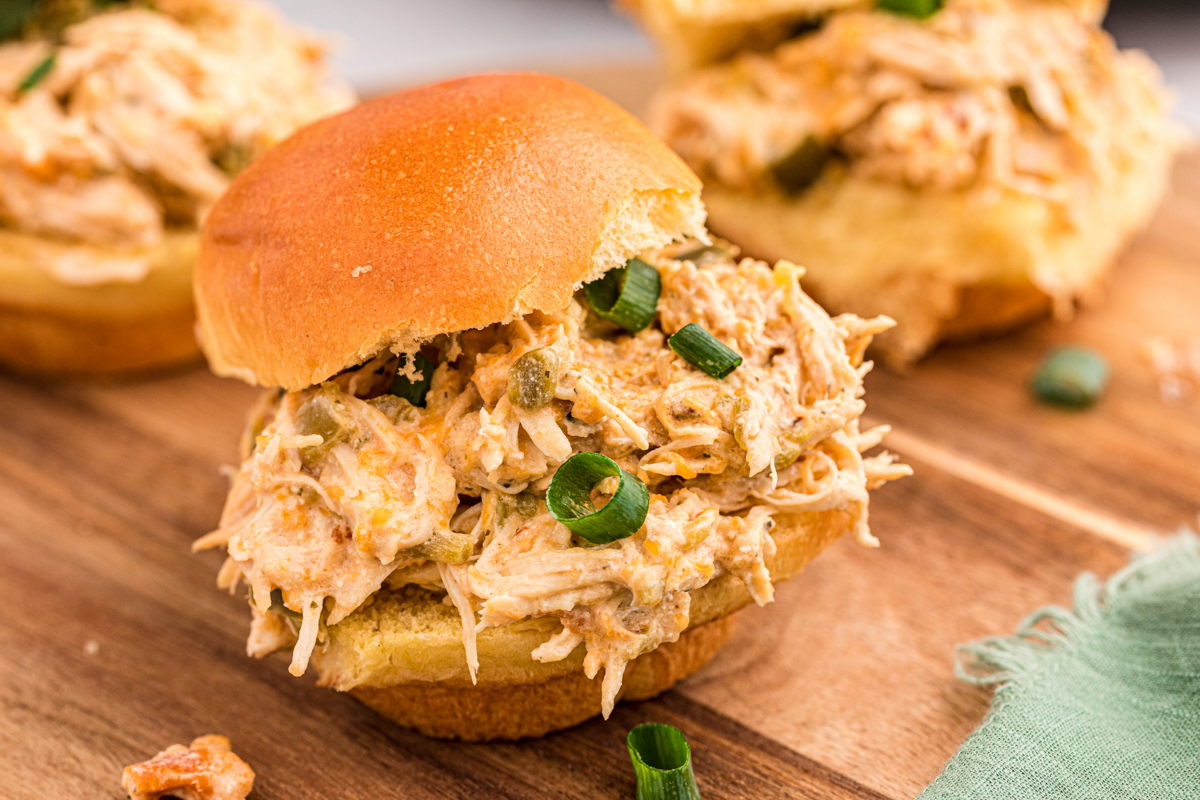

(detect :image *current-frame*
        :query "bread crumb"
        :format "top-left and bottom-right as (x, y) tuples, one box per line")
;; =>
(1144, 336), (1200, 404)
(352, 265), (372, 277)
(122, 735), (254, 800)
(83, 639), (99, 656)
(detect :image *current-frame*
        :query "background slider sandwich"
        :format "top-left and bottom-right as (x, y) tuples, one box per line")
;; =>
(631, 0), (1182, 364)
(0, 0), (352, 376)
(193, 73), (909, 740)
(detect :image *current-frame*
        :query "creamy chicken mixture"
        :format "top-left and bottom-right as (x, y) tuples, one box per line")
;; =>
(0, 0), (352, 283)
(197, 245), (909, 715)
(649, 0), (1172, 210)
(122, 735), (254, 800)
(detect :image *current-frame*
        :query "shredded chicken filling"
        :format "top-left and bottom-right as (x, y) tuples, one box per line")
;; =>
(649, 0), (1172, 212)
(0, 0), (352, 282)
(197, 245), (910, 716)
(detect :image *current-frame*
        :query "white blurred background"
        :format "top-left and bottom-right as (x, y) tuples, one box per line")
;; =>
(273, 0), (1199, 129)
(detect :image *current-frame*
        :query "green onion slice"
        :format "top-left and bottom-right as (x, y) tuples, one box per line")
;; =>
(1029, 346), (1108, 409)
(17, 52), (55, 95)
(547, 452), (649, 544)
(876, 0), (943, 19)
(390, 351), (435, 407)
(584, 257), (661, 333)
(627, 723), (702, 800)
(668, 324), (742, 379)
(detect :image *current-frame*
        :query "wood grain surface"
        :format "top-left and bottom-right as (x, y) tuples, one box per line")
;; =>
(1, 70), (1197, 799)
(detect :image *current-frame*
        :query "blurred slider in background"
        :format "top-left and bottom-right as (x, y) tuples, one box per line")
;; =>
(629, 0), (1184, 364)
(0, 0), (353, 376)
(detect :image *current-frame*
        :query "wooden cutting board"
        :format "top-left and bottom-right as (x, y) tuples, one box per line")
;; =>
(2, 65), (1198, 800)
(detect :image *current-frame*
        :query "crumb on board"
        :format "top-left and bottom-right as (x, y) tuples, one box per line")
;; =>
(1144, 336), (1200, 404)
(122, 735), (254, 800)
(351, 264), (372, 277)
(83, 639), (99, 656)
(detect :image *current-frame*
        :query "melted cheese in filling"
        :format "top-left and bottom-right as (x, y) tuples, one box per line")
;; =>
(198, 246), (910, 716)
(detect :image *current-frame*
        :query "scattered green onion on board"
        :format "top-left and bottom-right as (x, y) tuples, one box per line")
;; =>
(668, 324), (742, 379)
(17, 52), (55, 95)
(767, 135), (830, 196)
(627, 723), (702, 800)
(1030, 346), (1108, 408)
(876, 0), (944, 19)
(584, 257), (661, 333)
(546, 452), (649, 544)
(390, 351), (435, 407)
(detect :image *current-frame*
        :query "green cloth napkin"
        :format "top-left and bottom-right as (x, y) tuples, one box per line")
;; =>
(920, 532), (1200, 800)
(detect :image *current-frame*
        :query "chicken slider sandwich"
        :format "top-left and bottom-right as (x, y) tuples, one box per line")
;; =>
(0, 0), (352, 375)
(631, 0), (1181, 363)
(194, 73), (909, 740)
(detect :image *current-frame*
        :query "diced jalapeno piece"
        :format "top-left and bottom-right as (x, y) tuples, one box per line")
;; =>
(508, 347), (560, 410)
(409, 530), (477, 564)
(269, 588), (302, 620)
(768, 136), (830, 196)
(673, 243), (731, 266)
(294, 385), (354, 466)
(1029, 346), (1108, 408)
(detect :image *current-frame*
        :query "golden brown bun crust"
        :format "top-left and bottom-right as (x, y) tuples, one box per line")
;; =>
(353, 616), (735, 741)
(314, 508), (849, 739)
(936, 282), (1053, 344)
(196, 73), (706, 390)
(0, 229), (201, 377)
(0, 304), (200, 376)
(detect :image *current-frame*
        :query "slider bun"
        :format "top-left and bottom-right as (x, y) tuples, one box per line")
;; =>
(700, 143), (1173, 364)
(311, 509), (850, 740)
(195, 73), (707, 391)
(0, 229), (201, 376)
(623, 0), (1109, 76)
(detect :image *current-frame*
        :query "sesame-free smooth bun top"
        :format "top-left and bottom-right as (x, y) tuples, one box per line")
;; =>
(195, 73), (706, 390)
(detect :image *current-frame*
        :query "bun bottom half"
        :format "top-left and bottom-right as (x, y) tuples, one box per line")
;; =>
(0, 229), (201, 377)
(311, 508), (852, 740)
(700, 140), (1174, 365)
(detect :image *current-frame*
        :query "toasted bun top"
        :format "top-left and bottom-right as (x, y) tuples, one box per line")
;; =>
(195, 73), (706, 390)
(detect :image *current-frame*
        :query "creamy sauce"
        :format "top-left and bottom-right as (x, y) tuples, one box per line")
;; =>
(199, 246), (910, 715)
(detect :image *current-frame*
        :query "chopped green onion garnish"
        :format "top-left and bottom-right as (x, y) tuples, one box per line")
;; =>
(584, 257), (661, 333)
(876, 0), (943, 19)
(547, 452), (649, 544)
(627, 723), (701, 800)
(768, 136), (829, 196)
(390, 351), (435, 407)
(668, 324), (742, 379)
(17, 52), (55, 95)
(1030, 346), (1108, 408)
